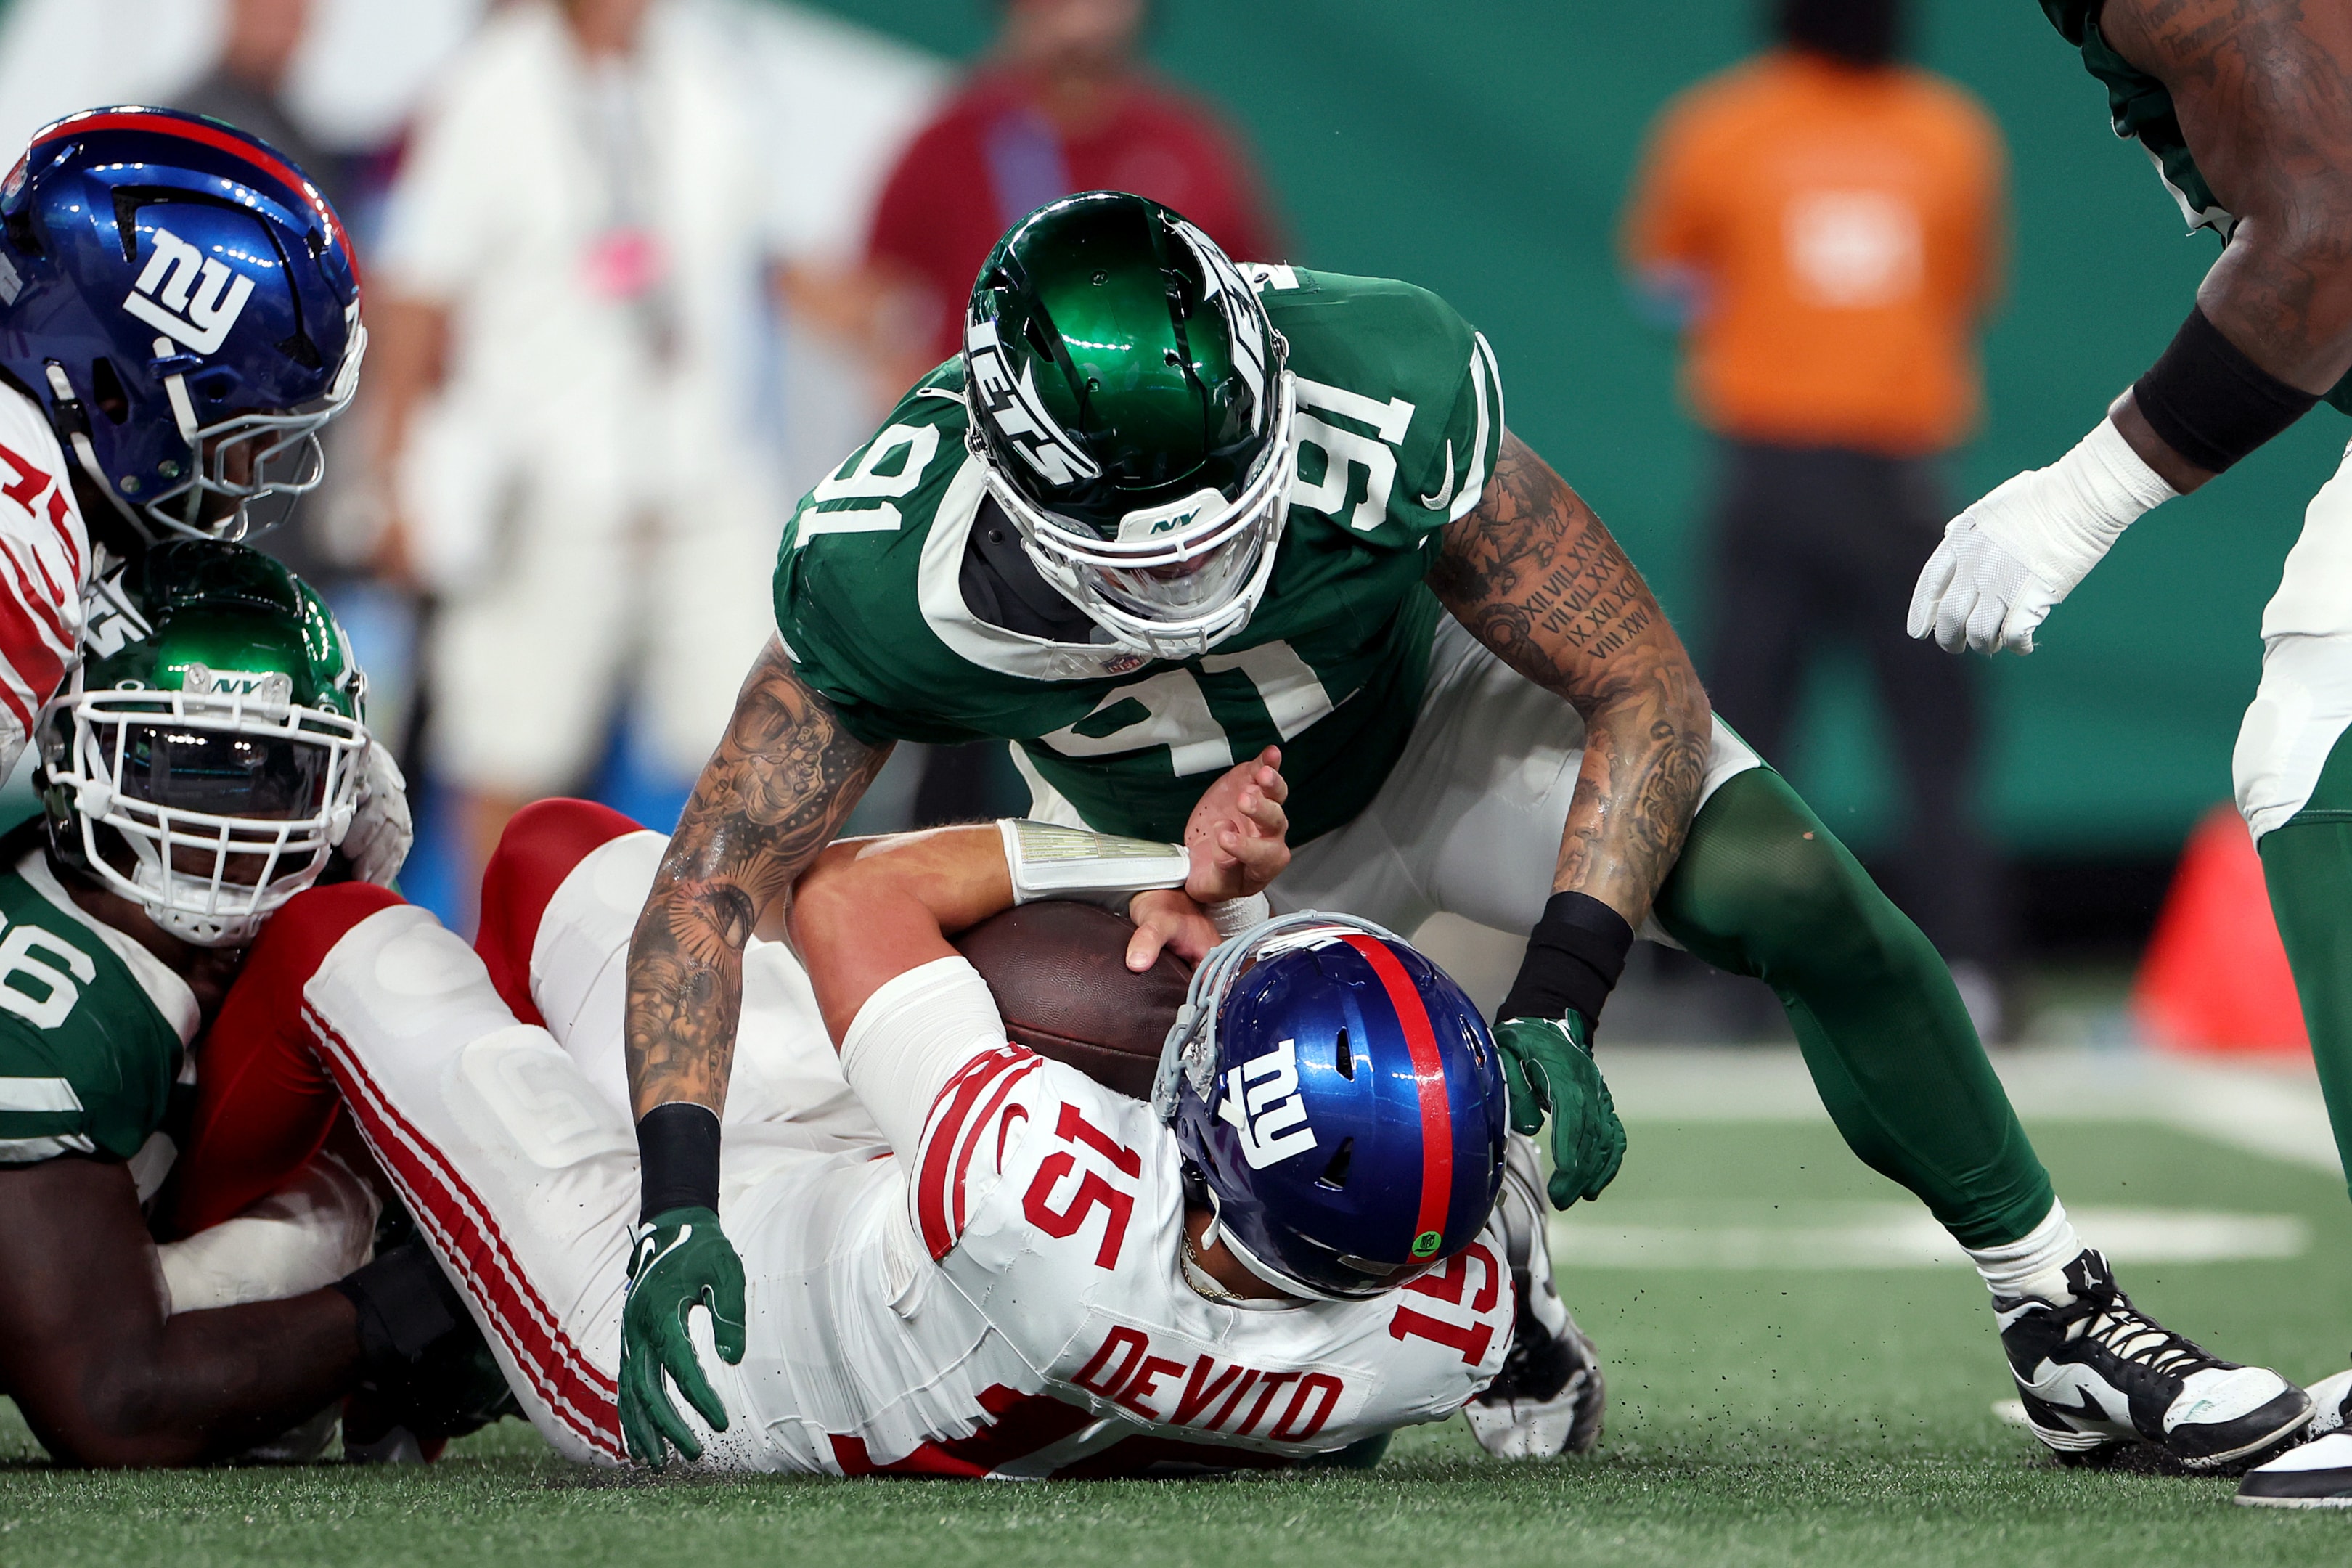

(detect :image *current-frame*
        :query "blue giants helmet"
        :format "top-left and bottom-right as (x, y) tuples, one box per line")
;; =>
(1153, 912), (1509, 1301)
(0, 107), (364, 542)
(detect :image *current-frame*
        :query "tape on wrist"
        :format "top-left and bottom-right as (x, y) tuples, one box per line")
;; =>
(636, 1101), (721, 1222)
(2133, 305), (2319, 475)
(1207, 892), (1270, 939)
(1497, 891), (1634, 1030)
(1000, 818), (1189, 915)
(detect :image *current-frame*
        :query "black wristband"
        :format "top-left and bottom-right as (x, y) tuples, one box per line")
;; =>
(335, 1241), (467, 1376)
(1496, 891), (1634, 1029)
(2132, 305), (2318, 474)
(637, 1101), (722, 1222)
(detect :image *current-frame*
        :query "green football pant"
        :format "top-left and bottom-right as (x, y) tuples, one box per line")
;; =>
(2255, 727), (2352, 1206)
(1654, 767), (2057, 1249)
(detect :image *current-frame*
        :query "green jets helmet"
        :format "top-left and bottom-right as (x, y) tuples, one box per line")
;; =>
(34, 538), (370, 946)
(963, 191), (1298, 658)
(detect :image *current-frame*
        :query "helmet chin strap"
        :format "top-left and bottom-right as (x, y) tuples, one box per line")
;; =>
(44, 361), (156, 546)
(155, 336), (202, 447)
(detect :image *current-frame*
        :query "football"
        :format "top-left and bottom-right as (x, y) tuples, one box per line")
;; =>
(950, 899), (1192, 1102)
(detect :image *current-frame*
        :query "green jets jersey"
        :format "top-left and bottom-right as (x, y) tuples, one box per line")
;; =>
(2037, 1), (2352, 412)
(0, 838), (199, 1195)
(774, 267), (1504, 844)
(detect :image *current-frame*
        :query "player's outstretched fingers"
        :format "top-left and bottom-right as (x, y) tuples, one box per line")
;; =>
(661, 1304), (733, 1434)
(620, 1342), (700, 1467)
(1186, 748), (1288, 899)
(1906, 537), (1958, 642)
(1932, 579), (1979, 654)
(708, 1282), (748, 1367)
(1250, 746), (1287, 804)
(1218, 813), (1288, 889)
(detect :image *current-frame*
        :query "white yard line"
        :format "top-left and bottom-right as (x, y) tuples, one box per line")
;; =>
(1548, 1201), (2311, 1270)
(1600, 1045), (2345, 1182)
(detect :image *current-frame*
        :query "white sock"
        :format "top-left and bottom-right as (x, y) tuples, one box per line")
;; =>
(1964, 1201), (2083, 1304)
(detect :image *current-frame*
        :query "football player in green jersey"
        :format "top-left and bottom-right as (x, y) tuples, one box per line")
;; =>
(618, 190), (2303, 1471)
(0, 538), (493, 1465)
(1909, 2), (2352, 1505)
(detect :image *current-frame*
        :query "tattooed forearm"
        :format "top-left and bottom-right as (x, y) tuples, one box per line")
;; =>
(624, 637), (889, 1119)
(1429, 430), (1710, 927)
(2102, 0), (2352, 391)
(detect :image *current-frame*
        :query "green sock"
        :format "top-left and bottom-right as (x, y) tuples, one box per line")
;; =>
(1653, 767), (2055, 1249)
(2255, 727), (2352, 1204)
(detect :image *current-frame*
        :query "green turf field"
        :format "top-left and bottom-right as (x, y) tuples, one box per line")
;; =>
(3, 1111), (2346, 1567)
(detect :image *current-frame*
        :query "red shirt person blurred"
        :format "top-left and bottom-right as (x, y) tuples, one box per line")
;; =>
(867, 0), (1279, 369)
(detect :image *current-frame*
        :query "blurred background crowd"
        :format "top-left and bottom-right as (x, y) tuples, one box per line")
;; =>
(0, 0), (2316, 1058)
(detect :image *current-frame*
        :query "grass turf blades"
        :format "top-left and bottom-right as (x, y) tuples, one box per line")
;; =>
(2, 1118), (2345, 1566)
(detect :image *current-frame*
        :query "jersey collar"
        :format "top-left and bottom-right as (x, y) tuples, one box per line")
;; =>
(918, 445), (1175, 682)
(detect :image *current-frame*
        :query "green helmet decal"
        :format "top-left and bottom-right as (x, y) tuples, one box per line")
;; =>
(78, 539), (366, 722)
(965, 191), (1279, 533)
(38, 538), (372, 947)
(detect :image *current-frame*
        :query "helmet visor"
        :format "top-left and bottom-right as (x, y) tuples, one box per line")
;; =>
(67, 691), (367, 943)
(117, 723), (333, 822)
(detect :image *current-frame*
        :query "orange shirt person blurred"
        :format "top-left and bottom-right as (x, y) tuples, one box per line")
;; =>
(1620, 0), (2014, 1034)
(1624, 11), (2004, 454)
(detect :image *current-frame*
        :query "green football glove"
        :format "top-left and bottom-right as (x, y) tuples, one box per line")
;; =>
(1494, 1014), (1626, 1210)
(619, 1205), (746, 1468)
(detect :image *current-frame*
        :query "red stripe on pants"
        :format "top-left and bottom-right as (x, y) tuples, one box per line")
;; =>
(306, 1006), (626, 1460)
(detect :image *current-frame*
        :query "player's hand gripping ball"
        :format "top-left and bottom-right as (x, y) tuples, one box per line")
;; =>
(619, 1206), (747, 1467)
(1495, 1015), (1625, 1210)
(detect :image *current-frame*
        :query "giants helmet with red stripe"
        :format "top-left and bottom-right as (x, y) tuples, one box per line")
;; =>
(0, 107), (362, 544)
(1153, 912), (1509, 1302)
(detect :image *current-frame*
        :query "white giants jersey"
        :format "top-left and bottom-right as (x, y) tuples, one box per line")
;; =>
(888, 1046), (1514, 1475)
(0, 385), (86, 778)
(293, 836), (1512, 1479)
(748, 955), (1516, 1479)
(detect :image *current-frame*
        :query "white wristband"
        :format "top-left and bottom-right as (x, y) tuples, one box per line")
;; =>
(1206, 893), (1270, 940)
(999, 819), (1190, 912)
(1991, 417), (2178, 595)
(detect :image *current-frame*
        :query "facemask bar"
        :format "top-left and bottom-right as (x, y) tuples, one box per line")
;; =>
(973, 370), (1300, 661)
(128, 322), (367, 543)
(62, 687), (367, 946)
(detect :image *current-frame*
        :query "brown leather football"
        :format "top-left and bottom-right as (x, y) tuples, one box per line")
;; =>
(950, 899), (1191, 1102)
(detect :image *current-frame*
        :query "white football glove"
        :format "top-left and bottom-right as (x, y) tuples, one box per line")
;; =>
(1907, 418), (2176, 656)
(341, 741), (414, 887)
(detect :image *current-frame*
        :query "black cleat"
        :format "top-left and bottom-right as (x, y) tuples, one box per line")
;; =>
(1463, 1133), (1604, 1458)
(1997, 1249), (2308, 1471)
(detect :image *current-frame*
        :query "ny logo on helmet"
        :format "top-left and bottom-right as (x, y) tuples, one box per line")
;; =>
(1217, 1037), (1318, 1169)
(122, 227), (255, 356)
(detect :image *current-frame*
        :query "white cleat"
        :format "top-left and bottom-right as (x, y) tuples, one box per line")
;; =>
(1463, 1132), (1604, 1459)
(2236, 1368), (2352, 1506)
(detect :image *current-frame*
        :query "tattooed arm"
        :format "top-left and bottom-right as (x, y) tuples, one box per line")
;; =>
(1426, 430), (1711, 930)
(624, 637), (890, 1118)
(2100, 0), (2352, 490)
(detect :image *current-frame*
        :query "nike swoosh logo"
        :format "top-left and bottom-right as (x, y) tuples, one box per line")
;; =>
(2041, 1389), (2111, 1426)
(627, 1224), (695, 1292)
